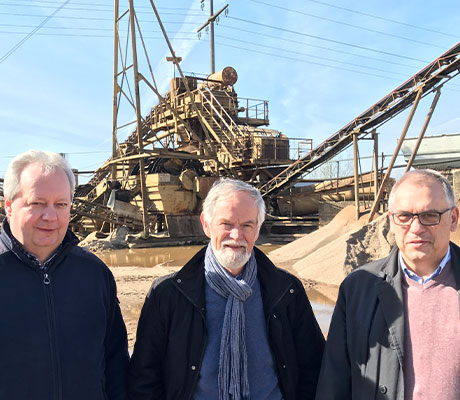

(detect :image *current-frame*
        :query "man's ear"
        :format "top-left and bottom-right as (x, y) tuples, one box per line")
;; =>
(450, 206), (459, 232)
(4, 198), (12, 218)
(200, 213), (211, 238)
(388, 212), (395, 234)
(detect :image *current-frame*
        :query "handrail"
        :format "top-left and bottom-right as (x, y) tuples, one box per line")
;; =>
(197, 87), (251, 160)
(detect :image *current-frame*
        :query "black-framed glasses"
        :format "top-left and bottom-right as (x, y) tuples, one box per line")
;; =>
(390, 207), (453, 226)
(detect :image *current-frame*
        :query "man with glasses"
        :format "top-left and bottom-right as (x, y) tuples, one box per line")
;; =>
(315, 169), (460, 400)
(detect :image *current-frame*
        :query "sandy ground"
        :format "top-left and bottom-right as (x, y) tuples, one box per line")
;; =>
(108, 265), (180, 347)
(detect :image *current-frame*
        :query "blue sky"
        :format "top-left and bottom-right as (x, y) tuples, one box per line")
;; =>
(1, 0), (459, 183)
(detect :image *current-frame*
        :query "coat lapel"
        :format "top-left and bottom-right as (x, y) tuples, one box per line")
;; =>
(376, 248), (405, 367)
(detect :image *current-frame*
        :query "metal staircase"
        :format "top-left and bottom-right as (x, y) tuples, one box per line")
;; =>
(197, 88), (251, 165)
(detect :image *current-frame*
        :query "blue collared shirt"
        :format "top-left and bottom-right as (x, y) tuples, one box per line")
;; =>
(399, 246), (451, 284)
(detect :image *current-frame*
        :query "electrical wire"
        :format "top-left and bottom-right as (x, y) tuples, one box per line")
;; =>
(216, 34), (408, 78)
(6, 0), (201, 11)
(228, 16), (429, 63)
(304, 0), (459, 39)
(216, 40), (399, 81)
(0, 0), (70, 65)
(219, 24), (426, 67)
(248, 0), (446, 49)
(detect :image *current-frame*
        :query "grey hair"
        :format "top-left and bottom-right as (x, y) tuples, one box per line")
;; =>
(4, 150), (75, 201)
(388, 169), (456, 210)
(202, 178), (266, 228)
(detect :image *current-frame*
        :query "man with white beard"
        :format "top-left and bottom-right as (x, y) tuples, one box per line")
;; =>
(128, 179), (325, 400)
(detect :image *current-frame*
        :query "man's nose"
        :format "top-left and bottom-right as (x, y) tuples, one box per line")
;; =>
(42, 205), (58, 220)
(409, 215), (425, 232)
(229, 226), (243, 240)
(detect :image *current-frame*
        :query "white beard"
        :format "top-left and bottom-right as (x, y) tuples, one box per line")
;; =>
(212, 239), (251, 271)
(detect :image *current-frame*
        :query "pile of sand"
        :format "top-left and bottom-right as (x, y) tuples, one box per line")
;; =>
(271, 203), (460, 288)
(270, 206), (395, 286)
(270, 206), (365, 267)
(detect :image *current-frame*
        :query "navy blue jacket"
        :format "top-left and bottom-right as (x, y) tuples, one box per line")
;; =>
(0, 221), (129, 400)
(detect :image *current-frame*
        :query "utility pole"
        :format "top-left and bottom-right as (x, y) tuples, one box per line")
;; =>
(128, 0), (150, 236)
(197, 0), (228, 74)
(111, 0), (119, 180)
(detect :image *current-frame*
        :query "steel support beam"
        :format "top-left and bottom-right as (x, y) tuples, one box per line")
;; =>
(353, 133), (359, 220)
(368, 89), (423, 223)
(405, 89), (442, 172)
(373, 130), (379, 200)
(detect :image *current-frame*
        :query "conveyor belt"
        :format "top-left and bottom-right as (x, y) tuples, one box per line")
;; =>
(257, 42), (460, 201)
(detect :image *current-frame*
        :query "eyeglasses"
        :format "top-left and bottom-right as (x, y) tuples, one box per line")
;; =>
(390, 207), (453, 226)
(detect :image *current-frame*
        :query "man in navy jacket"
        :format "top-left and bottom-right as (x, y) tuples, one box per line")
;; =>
(0, 150), (129, 400)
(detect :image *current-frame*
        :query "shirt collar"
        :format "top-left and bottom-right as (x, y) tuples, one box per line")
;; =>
(7, 227), (61, 270)
(399, 246), (451, 284)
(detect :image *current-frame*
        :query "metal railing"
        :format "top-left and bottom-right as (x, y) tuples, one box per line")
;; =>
(238, 97), (269, 122)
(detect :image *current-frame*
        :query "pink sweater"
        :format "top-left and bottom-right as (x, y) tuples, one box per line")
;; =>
(403, 262), (460, 400)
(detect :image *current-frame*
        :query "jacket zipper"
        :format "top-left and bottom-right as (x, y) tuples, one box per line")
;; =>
(265, 284), (292, 398)
(41, 269), (62, 400)
(173, 282), (208, 400)
(266, 284), (291, 331)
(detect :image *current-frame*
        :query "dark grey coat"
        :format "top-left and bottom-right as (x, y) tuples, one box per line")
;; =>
(315, 242), (460, 400)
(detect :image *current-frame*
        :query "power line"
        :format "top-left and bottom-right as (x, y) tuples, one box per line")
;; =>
(0, 4), (203, 17)
(305, 0), (459, 39)
(8, 0), (201, 11)
(216, 35), (408, 78)
(0, 0), (70, 65)
(1, 2), (459, 89)
(214, 41), (460, 91)
(0, 2), (112, 12)
(216, 41), (399, 81)
(1, 0), (201, 11)
(0, 25), (419, 78)
(3, 26), (459, 89)
(249, 0), (446, 49)
(219, 24), (425, 68)
(0, 11), (201, 21)
(228, 16), (429, 63)
(0, 30), (193, 40)
(0, 20), (426, 69)
(0, 9), (443, 65)
(0, 22), (422, 75)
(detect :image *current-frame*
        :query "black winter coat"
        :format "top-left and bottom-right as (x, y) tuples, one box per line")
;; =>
(128, 246), (325, 400)
(0, 221), (129, 400)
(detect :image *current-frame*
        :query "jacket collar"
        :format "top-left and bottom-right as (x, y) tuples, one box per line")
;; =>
(173, 245), (295, 314)
(1, 219), (79, 270)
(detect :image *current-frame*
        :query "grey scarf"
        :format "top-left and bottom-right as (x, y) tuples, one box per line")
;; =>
(204, 243), (257, 400)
